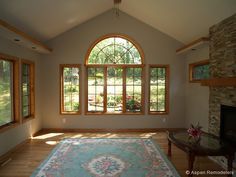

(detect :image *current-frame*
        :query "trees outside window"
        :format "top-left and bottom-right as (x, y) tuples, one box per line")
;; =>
(0, 54), (19, 128)
(189, 60), (209, 82)
(60, 64), (81, 114)
(149, 65), (169, 114)
(21, 60), (35, 119)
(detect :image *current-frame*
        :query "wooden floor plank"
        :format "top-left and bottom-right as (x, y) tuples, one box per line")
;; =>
(0, 131), (228, 177)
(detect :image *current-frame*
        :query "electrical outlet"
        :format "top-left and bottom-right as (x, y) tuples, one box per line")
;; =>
(62, 118), (66, 124)
(162, 118), (166, 123)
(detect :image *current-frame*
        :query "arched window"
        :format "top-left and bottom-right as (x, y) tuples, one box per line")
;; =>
(85, 35), (144, 114)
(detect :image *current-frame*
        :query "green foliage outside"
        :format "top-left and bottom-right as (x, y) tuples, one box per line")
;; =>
(126, 98), (141, 112)
(149, 67), (166, 111)
(193, 64), (209, 80)
(63, 67), (80, 112)
(88, 37), (142, 64)
(0, 60), (12, 126)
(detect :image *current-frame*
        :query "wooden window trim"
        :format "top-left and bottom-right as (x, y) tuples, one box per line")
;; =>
(0, 53), (20, 132)
(60, 64), (81, 115)
(21, 59), (35, 122)
(189, 59), (209, 83)
(148, 64), (169, 115)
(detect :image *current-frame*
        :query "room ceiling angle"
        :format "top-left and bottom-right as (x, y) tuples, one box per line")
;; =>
(0, 0), (235, 44)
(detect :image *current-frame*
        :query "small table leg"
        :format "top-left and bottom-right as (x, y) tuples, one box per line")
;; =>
(227, 154), (234, 177)
(188, 152), (195, 177)
(168, 139), (171, 157)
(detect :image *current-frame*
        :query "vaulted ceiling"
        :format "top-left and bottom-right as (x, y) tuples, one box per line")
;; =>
(0, 0), (235, 43)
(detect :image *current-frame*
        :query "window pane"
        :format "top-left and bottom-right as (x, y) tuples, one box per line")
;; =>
(87, 67), (104, 112)
(129, 47), (142, 64)
(62, 66), (80, 113)
(193, 64), (209, 80)
(22, 63), (30, 117)
(88, 86), (95, 94)
(126, 77), (133, 85)
(150, 85), (158, 95)
(88, 37), (142, 64)
(22, 95), (29, 106)
(107, 67), (123, 113)
(23, 106), (29, 118)
(150, 94), (158, 103)
(0, 60), (13, 126)
(88, 94), (104, 112)
(150, 102), (158, 112)
(126, 96), (141, 112)
(126, 68), (142, 113)
(107, 95), (122, 113)
(134, 77), (142, 85)
(149, 67), (167, 113)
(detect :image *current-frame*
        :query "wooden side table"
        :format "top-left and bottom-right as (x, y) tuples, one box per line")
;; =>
(167, 131), (235, 177)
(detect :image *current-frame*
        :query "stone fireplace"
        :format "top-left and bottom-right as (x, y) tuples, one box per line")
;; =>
(208, 13), (236, 170)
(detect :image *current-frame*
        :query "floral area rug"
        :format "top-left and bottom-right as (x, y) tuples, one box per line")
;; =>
(31, 138), (180, 177)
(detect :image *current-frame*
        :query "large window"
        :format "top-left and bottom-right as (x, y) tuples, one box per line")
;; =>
(149, 65), (169, 114)
(21, 60), (35, 119)
(60, 64), (81, 114)
(86, 35), (144, 114)
(0, 54), (19, 127)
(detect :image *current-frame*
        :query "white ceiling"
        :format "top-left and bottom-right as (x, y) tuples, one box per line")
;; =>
(0, 0), (235, 43)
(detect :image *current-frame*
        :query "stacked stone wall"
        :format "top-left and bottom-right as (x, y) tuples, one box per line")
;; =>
(208, 13), (236, 170)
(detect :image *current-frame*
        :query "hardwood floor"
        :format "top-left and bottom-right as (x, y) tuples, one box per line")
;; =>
(0, 131), (228, 177)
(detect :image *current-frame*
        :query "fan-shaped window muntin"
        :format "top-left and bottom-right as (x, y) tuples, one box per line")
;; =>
(86, 35), (144, 114)
(87, 37), (143, 65)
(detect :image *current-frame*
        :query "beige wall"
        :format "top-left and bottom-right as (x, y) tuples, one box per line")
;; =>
(41, 10), (186, 129)
(0, 37), (42, 156)
(184, 45), (209, 131)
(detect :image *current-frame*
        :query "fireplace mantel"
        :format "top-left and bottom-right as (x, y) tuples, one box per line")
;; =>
(201, 77), (236, 86)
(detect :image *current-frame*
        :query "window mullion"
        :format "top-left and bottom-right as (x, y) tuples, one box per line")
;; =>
(123, 67), (126, 113)
(156, 68), (159, 111)
(86, 67), (89, 113)
(104, 67), (107, 113)
(10, 62), (14, 120)
(70, 68), (73, 111)
(28, 66), (31, 116)
(141, 67), (145, 113)
(61, 67), (64, 112)
(95, 68), (97, 111)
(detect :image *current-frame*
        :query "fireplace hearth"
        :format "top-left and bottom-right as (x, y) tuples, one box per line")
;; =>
(220, 105), (236, 146)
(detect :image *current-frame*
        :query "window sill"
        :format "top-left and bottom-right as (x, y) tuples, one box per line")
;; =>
(189, 79), (208, 83)
(85, 112), (144, 115)
(0, 122), (20, 133)
(22, 116), (35, 123)
(148, 112), (168, 115)
(60, 112), (81, 115)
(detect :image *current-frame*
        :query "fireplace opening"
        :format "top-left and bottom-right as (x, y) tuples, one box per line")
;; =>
(220, 105), (236, 146)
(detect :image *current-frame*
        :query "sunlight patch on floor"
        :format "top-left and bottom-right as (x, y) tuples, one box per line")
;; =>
(69, 132), (157, 138)
(45, 141), (58, 145)
(32, 133), (64, 139)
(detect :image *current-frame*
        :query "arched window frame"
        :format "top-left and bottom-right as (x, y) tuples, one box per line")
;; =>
(85, 34), (145, 115)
